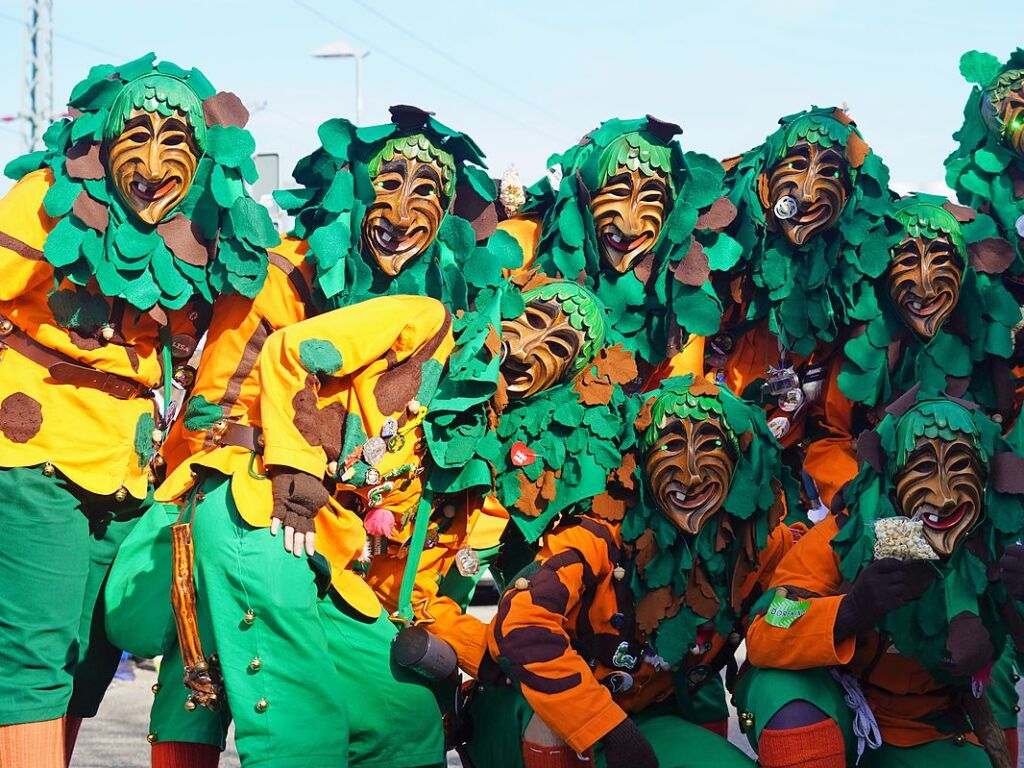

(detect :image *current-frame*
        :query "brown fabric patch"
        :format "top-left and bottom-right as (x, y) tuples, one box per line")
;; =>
(515, 468), (558, 517)
(202, 91), (250, 129)
(634, 400), (654, 433)
(72, 191), (109, 233)
(268, 252), (314, 308)
(696, 196), (738, 231)
(968, 237), (1016, 274)
(632, 252), (656, 286)
(941, 200), (977, 224)
(720, 155), (742, 173)
(685, 564), (721, 619)
(1009, 165), (1024, 201)
(845, 132), (869, 169)
(632, 528), (657, 575)
(673, 239), (709, 287)
(612, 452), (637, 491)
(158, 215), (211, 267)
(0, 393), (43, 443)
(64, 141), (104, 180)
(689, 376), (720, 398)
(591, 492), (626, 522)
(575, 345), (638, 406)
(290, 378), (347, 458)
(945, 375), (970, 398)
(67, 330), (102, 351)
(373, 310), (453, 415)
(511, 268), (556, 294)
(0, 231), (43, 261)
(452, 185), (498, 241)
(992, 452), (1024, 494)
(636, 586), (678, 634)
(831, 108), (854, 127)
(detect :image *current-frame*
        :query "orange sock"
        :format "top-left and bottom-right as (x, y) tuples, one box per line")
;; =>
(700, 719), (729, 739)
(0, 718), (65, 768)
(151, 741), (221, 768)
(522, 741), (593, 768)
(758, 718), (845, 768)
(1005, 727), (1018, 767)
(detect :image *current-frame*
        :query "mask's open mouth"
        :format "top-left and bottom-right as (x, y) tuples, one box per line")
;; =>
(787, 199), (832, 228)
(669, 481), (715, 511)
(916, 502), (969, 531)
(130, 174), (179, 202)
(905, 294), (944, 318)
(368, 218), (427, 257)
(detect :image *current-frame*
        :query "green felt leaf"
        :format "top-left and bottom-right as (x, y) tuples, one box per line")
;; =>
(206, 126), (255, 169)
(298, 338), (344, 376)
(960, 50), (1003, 86)
(43, 218), (86, 268)
(320, 171), (354, 215)
(229, 196), (279, 248)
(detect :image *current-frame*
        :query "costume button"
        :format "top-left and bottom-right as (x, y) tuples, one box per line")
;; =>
(1016, 705), (1021, 713)
(184, 698), (197, 711)
(1015, 674), (1022, 683)
(514, 577), (530, 591)
(255, 698), (268, 713)
(243, 610), (256, 625)
(101, 325), (115, 341)
(953, 734), (966, 746)
(249, 657), (262, 672)
(612, 566), (626, 581)
(610, 612), (625, 629)
(147, 733), (157, 744)
(0, 319), (12, 335)
(151, 683), (161, 695)
(114, 486), (128, 502)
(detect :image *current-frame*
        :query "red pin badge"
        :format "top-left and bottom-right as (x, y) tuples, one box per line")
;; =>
(510, 441), (536, 467)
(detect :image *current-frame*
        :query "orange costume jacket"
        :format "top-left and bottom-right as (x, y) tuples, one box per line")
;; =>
(746, 513), (978, 747)
(489, 515), (794, 753)
(0, 169), (205, 500)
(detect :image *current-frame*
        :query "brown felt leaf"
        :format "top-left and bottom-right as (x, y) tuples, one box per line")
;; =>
(202, 91), (250, 129)
(756, 172), (771, 213)
(593, 344), (639, 386)
(1009, 165), (1024, 201)
(632, 251), (656, 286)
(688, 375), (720, 398)
(484, 326), (502, 358)
(845, 132), (869, 169)
(738, 431), (753, 452)
(968, 237), (1015, 274)
(576, 373), (613, 406)
(696, 196), (738, 231)
(516, 473), (543, 517)
(591, 492), (626, 522)
(673, 239), (710, 287)
(941, 200), (977, 224)
(685, 564), (721, 619)
(453, 185), (498, 241)
(636, 586), (678, 634)
(633, 528), (658, 574)
(539, 468), (558, 501)
(634, 401), (654, 432)
(72, 191), (108, 232)
(613, 452), (638, 489)
(158, 214), (212, 267)
(831, 108), (854, 127)
(720, 154), (742, 173)
(65, 142), (104, 180)
(512, 268), (555, 294)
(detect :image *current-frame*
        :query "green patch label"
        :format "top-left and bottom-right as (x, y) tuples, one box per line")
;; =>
(764, 591), (809, 629)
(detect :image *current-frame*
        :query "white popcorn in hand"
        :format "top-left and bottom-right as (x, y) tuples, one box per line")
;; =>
(873, 517), (938, 560)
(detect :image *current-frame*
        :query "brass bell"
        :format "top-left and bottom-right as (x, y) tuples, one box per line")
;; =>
(327, 461), (339, 476)
(243, 610), (256, 625)
(255, 698), (268, 713)
(42, 462), (55, 477)
(210, 419), (228, 441)
(0, 319), (12, 335)
(184, 698), (197, 711)
(407, 399), (421, 415)
(100, 325), (115, 341)
(147, 733), (157, 744)
(514, 577), (530, 591)
(151, 428), (163, 443)
(114, 486), (128, 502)
(739, 712), (755, 733)
(153, 454), (165, 467)
(249, 657), (262, 672)
(953, 733), (966, 746)
(612, 566), (626, 581)
(151, 683), (161, 695)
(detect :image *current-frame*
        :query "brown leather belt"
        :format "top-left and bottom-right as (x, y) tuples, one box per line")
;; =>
(0, 323), (152, 400)
(210, 419), (263, 453)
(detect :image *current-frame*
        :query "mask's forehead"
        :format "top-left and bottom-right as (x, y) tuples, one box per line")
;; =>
(369, 133), (456, 198)
(103, 73), (207, 150)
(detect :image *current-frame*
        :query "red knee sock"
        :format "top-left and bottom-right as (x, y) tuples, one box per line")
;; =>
(522, 741), (594, 767)
(700, 719), (729, 739)
(758, 718), (845, 768)
(151, 741), (220, 768)
(1005, 727), (1018, 767)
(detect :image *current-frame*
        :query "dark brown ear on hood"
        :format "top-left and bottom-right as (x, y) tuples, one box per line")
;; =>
(831, 108), (855, 127)
(967, 237), (1016, 274)
(644, 115), (682, 144)
(884, 385), (922, 418)
(452, 184), (498, 241)
(856, 429), (885, 475)
(941, 200), (977, 224)
(389, 105), (434, 131)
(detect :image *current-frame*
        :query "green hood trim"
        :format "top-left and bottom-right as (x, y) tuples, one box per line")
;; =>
(622, 375), (798, 667)
(945, 49), (1024, 274)
(521, 116), (738, 368)
(4, 52), (276, 311)
(724, 106), (899, 356)
(831, 393), (1024, 681)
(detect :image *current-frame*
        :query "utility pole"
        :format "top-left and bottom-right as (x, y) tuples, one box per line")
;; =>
(21, 0), (54, 151)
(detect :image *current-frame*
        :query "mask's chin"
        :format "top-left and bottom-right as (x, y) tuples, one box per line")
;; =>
(913, 501), (975, 557)
(597, 222), (655, 273)
(662, 479), (722, 535)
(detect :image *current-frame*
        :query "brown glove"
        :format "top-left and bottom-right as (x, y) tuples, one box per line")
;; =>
(943, 612), (994, 678)
(270, 468), (328, 556)
(999, 544), (1024, 601)
(834, 558), (935, 641)
(601, 719), (658, 768)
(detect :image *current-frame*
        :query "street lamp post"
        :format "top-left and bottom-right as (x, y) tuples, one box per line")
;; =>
(312, 41), (369, 125)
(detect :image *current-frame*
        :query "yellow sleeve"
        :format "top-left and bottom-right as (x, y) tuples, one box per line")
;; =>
(0, 169), (56, 302)
(257, 295), (454, 478)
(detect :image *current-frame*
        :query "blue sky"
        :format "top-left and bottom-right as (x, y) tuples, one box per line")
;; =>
(0, 0), (1022, 195)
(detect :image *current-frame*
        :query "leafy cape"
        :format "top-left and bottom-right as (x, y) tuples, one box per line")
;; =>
(423, 271), (640, 544)
(5, 52), (277, 312)
(622, 375), (798, 667)
(946, 49), (1024, 274)
(838, 194), (1019, 411)
(274, 105), (521, 314)
(831, 394), (1024, 680)
(723, 107), (898, 356)
(521, 116), (739, 369)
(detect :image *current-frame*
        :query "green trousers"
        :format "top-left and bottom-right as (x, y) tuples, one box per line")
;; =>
(463, 683), (755, 768)
(148, 475), (443, 768)
(735, 667), (993, 767)
(0, 465), (143, 725)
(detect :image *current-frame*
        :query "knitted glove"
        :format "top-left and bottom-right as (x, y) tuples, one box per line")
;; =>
(834, 558), (934, 640)
(270, 468), (328, 556)
(943, 612), (994, 678)
(600, 719), (658, 768)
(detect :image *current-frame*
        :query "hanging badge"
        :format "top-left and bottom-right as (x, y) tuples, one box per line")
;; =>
(768, 416), (791, 439)
(380, 417), (399, 439)
(361, 437), (387, 466)
(365, 467), (380, 486)
(510, 441), (536, 467)
(1016, 214), (1024, 238)
(455, 547), (481, 577)
(778, 387), (805, 413)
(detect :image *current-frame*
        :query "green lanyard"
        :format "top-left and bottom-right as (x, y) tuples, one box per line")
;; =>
(157, 323), (173, 424)
(396, 489), (434, 625)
